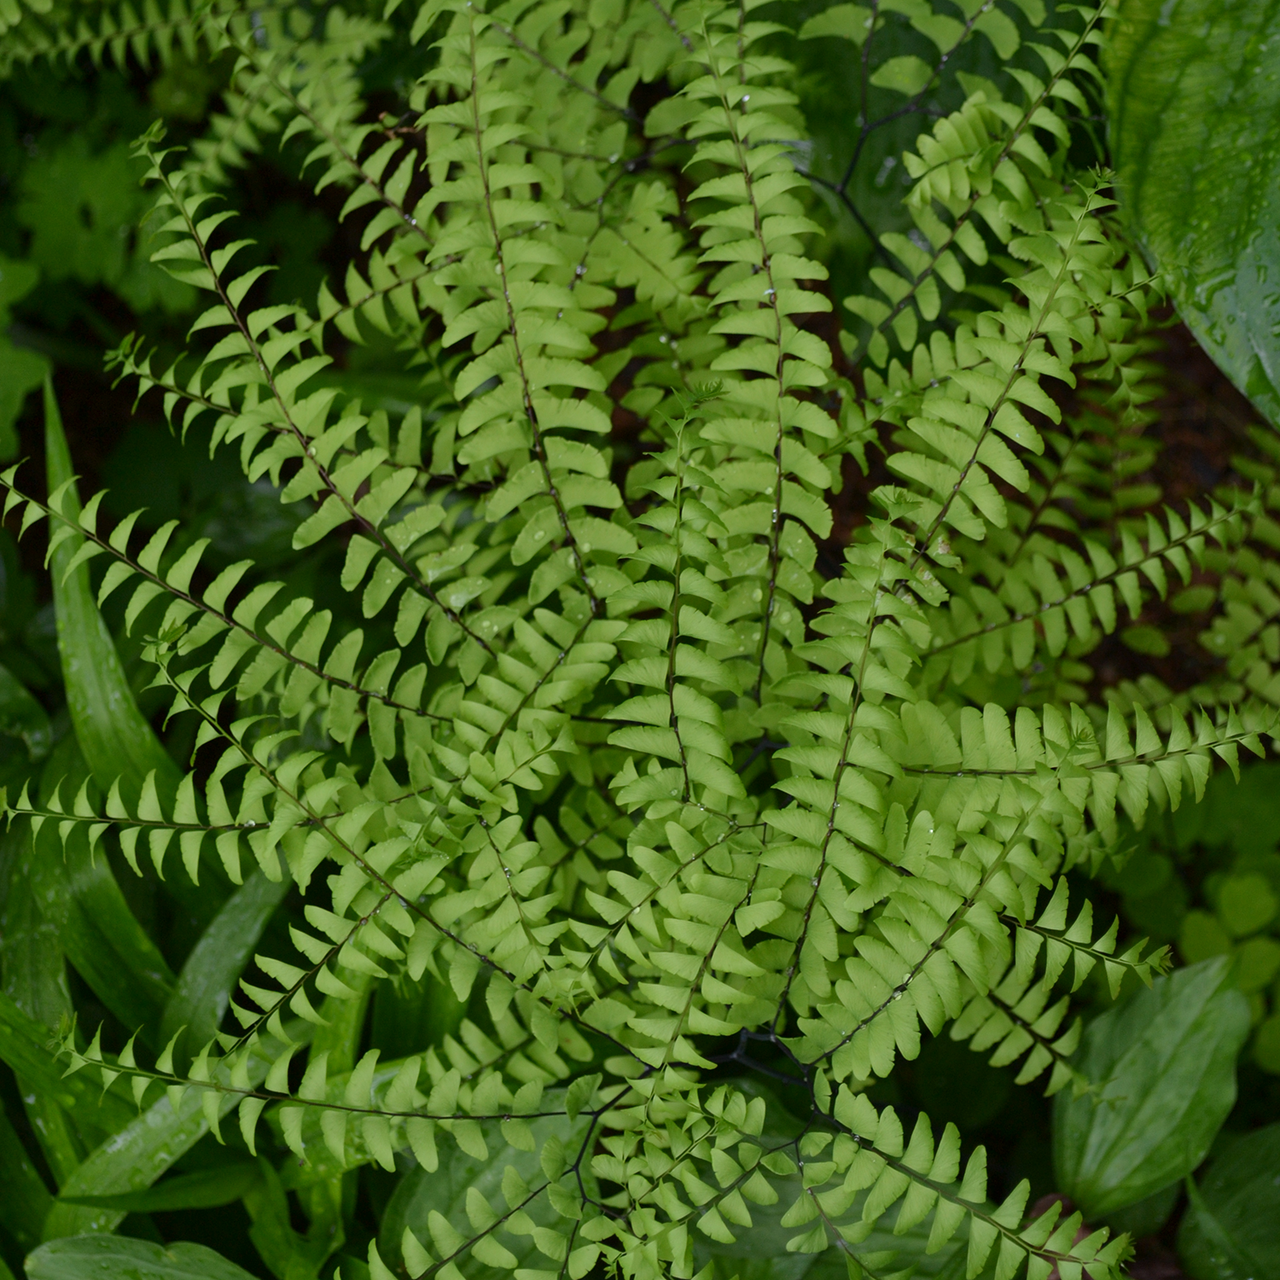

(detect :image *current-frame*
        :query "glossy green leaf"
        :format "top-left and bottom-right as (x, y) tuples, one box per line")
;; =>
(0, 826), (86, 1184)
(1053, 958), (1251, 1217)
(1107, 0), (1280, 426)
(1178, 1124), (1280, 1280)
(59, 1161), (260, 1213)
(160, 869), (291, 1048)
(0, 1093), (52, 1250)
(0, 662), (50, 758)
(26, 1237), (258, 1280)
(28, 738), (174, 1037)
(243, 1159), (336, 1280)
(0, 989), (133, 1139)
(44, 377), (180, 797)
(41, 1033), (288, 1239)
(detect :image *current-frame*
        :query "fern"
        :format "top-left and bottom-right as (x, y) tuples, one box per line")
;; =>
(1, 0), (1277, 1276)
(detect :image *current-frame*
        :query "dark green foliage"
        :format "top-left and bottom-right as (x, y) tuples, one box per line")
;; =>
(1107, 0), (1280, 427)
(1178, 1124), (1280, 1280)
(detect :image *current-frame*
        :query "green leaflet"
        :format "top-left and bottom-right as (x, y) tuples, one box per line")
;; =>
(26, 1237), (258, 1280)
(378, 1104), (599, 1279)
(1052, 958), (1251, 1218)
(696, 1088), (969, 1280)
(0, 825), (84, 1183)
(1177, 1124), (1280, 1280)
(1107, 0), (1280, 427)
(160, 869), (292, 1047)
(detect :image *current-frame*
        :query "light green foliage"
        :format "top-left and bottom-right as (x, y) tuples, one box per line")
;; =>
(1, 0), (1279, 1276)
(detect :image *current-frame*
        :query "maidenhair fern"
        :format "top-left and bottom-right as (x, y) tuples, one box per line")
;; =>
(2, 0), (1277, 1276)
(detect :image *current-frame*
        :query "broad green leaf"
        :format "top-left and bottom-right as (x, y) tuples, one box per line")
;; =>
(243, 1159), (337, 1280)
(26, 1237), (258, 1280)
(0, 662), (50, 758)
(41, 1032), (293, 1239)
(160, 870), (291, 1048)
(1178, 1124), (1280, 1280)
(370, 969), (467, 1058)
(29, 737), (174, 1038)
(43, 377), (181, 797)
(1053, 958), (1250, 1217)
(43, 379), (217, 944)
(0, 1093), (52, 1250)
(58, 1161), (260, 1213)
(0, 827), (69, 1029)
(0, 989), (134, 1139)
(0, 826), (86, 1183)
(1107, 0), (1280, 426)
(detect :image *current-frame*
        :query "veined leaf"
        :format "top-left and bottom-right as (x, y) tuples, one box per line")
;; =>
(40, 1026), (295, 1239)
(44, 377), (181, 797)
(1108, 0), (1280, 426)
(27, 1237), (258, 1280)
(58, 1160), (261, 1213)
(0, 1093), (52, 1250)
(0, 989), (134, 1139)
(28, 738), (175, 1038)
(1052, 958), (1250, 1217)
(1178, 1124), (1280, 1280)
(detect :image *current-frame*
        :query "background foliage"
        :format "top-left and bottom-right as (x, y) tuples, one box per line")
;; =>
(0, 1), (1278, 1279)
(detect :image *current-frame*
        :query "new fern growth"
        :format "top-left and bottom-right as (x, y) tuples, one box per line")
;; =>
(1, 0), (1275, 1276)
